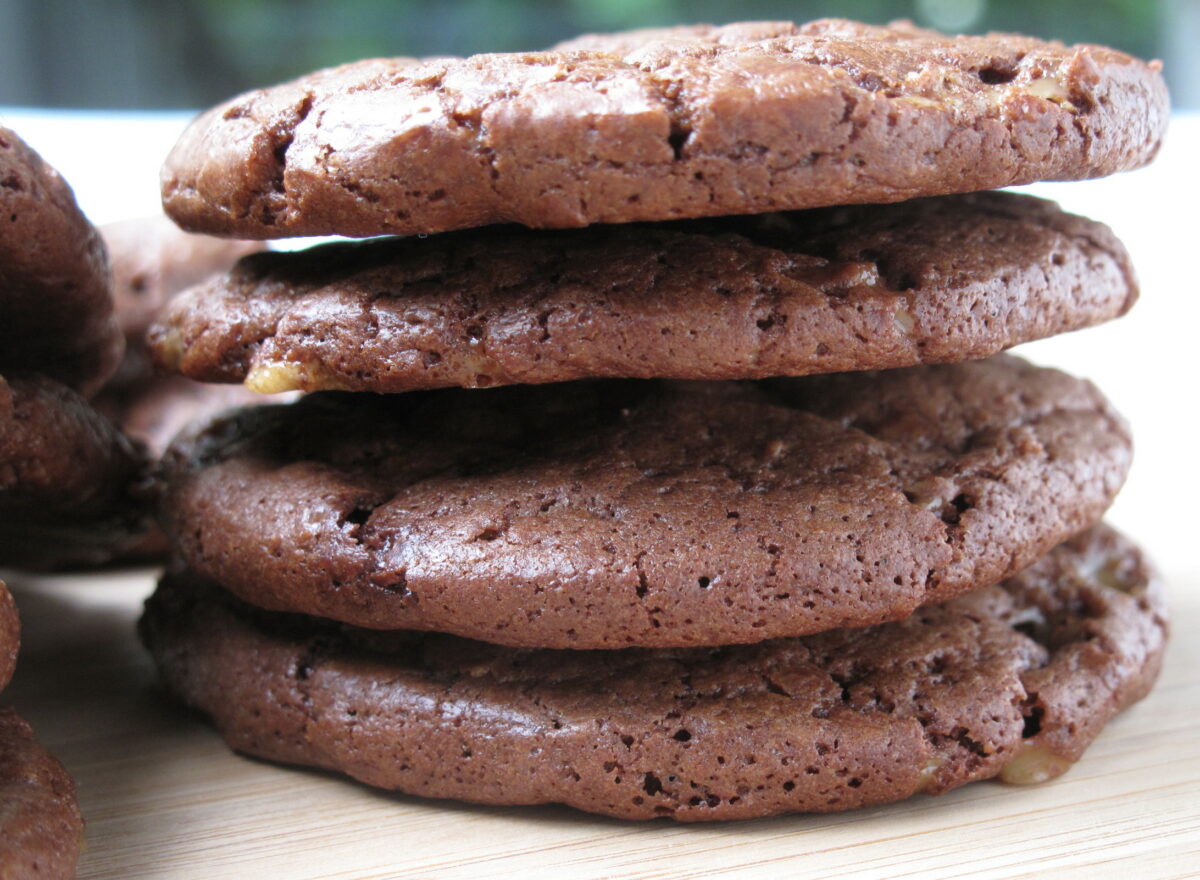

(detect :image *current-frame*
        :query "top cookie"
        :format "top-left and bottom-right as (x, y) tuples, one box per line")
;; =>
(161, 19), (1169, 239)
(1, 127), (122, 396)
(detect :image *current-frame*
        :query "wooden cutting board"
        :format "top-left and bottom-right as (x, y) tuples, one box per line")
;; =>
(2, 564), (1197, 880)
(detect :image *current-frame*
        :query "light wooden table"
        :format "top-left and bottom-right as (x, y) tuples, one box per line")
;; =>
(1, 112), (1198, 880)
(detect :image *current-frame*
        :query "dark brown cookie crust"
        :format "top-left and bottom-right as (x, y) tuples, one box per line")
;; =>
(160, 19), (1168, 240)
(1, 127), (122, 397)
(141, 525), (1168, 821)
(0, 373), (151, 569)
(0, 709), (83, 878)
(161, 356), (1130, 648)
(0, 582), (16, 693)
(149, 192), (1137, 394)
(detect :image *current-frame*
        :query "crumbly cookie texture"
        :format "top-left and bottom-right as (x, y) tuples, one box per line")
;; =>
(149, 192), (1136, 394)
(160, 355), (1130, 648)
(0, 373), (151, 569)
(0, 709), (84, 878)
(142, 524), (1167, 821)
(161, 19), (1168, 239)
(1, 127), (122, 396)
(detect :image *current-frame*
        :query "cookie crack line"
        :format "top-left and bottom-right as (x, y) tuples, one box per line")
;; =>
(261, 91), (315, 227)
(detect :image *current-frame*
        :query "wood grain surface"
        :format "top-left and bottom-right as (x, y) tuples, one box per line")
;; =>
(1, 564), (1197, 880)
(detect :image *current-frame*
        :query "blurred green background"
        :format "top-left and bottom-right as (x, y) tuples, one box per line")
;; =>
(1, 0), (1196, 109)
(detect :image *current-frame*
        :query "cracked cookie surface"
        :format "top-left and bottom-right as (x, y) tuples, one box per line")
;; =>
(149, 192), (1137, 394)
(160, 355), (1130, 648)
(141, 524), (1167, 821)
(160, 19), (1168, 239)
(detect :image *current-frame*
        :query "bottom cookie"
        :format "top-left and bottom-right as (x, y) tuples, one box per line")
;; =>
(141, 525), (1166, 821)
(0, 708), (83, 878)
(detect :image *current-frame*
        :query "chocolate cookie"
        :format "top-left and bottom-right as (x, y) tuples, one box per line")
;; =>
(1, 373), (151, 569)
(1, 126), (122, 396)
(141, 525), (1167, 821)
(0, 709), (83, 877)
(149, 192), (1137, 394)
(161, 355), (1130, 648)
(0, 582), (16, 693)
(160, 19), (1168, 239)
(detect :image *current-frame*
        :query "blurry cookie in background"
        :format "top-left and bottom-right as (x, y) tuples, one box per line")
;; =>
(0, 582), (16, 692)
(0, 127), (112, 872)
(0, 709), (83, 880)
(0, 585), (83, 878)
(82, 217), (272, 561)
(0, 374), (151, 570)
(95, 215), (266, 456)
(1, 126), (153, 570)
(0, 126), (122, 397)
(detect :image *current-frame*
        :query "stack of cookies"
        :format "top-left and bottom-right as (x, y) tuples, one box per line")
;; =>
(1, 126), (132, 875)
(0, 129), (153, 571)
(141, 20), (1170, 821)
